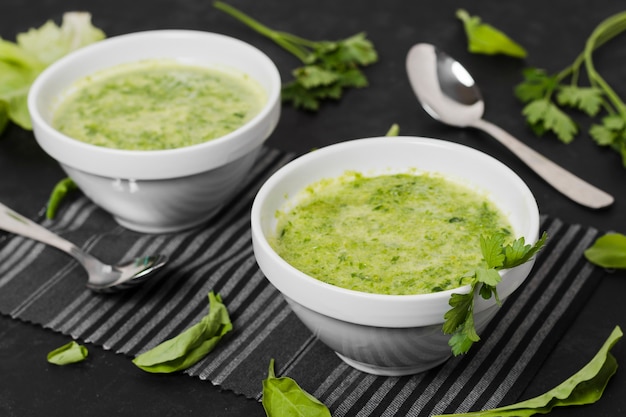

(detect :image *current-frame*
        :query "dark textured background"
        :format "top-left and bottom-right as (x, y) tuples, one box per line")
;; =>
(1, 1), (625, 415)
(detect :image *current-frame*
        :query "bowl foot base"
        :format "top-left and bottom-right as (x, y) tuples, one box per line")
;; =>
(113, 206), (223, 234)
(335, 352), (450, 376)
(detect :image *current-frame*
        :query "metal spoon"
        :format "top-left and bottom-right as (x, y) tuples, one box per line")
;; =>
(0, 202), (167, 292)
(406, 43), (614, 209)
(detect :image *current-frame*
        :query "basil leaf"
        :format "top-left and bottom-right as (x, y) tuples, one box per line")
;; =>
(47, 341), (88, 365)
(262, 358), (331, 417)
(456, 9), (527, 58)
(385, 123), (400, 137)
(584, 233), (626, 268)
(132, 291), (232, 373)
(433, 325), (622, 416)
(46, 177), (78, 219)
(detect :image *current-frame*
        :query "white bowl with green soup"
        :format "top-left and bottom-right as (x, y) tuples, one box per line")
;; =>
(28, 30), (281, 233)
(251, 137), (540, 376)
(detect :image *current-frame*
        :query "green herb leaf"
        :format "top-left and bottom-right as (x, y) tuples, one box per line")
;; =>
(281, 82), (322, 111)
(514, 68), (558, 103)
(47, 341), (88, 365)
(522, 99), (578, 143)
(214, 1), (378, 112)
(132, 292), (232, 373)
(444, 233), (547, 355)
(503, 232), (548, 269)
(262, 358), (332, 417)
(0, 100), (8, 133)
(46, 177), (78, 219)
(292, 65), (339, 89)
(448, 317), (480, 357)
(475, 267), (501, 287)
(480, 234), (506, 268)
(584, 233), (626, 269)
(589, 115), (626, 159)
(456, 9), (527, 58)
(329, 32), (378, 66)
(514, 11), (626, 166)
(0, 12), (104, 135)
(556, 85), (604, 116)
(443, 289), (475, 335)
(433, 325), (622, 416)
(385, 123), (400, 137)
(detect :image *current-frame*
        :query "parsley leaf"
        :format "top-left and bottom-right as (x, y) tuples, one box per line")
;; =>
(557, 85), (604, 116)
(504, 233), (548, 268)
(521, 99), (578, 143)
(589, 115), (626, 164)
(214, 2), (378, 111)
(480, 234), (506, 268)
(444, 232), (547, 355)
(456, 9), (527, 58)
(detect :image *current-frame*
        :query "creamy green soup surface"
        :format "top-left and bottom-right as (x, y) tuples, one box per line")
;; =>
(270, 171), (514, 295)
(52, 59), (266, 150)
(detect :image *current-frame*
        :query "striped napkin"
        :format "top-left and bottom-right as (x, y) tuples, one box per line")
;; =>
(0, 146), (603, 416)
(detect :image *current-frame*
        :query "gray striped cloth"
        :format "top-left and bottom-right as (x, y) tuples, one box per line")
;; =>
(0, 147), (603, 416)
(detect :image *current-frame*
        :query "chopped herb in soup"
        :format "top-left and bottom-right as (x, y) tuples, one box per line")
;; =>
(271, 172), (513, 295)
(52, 59), (266, 150)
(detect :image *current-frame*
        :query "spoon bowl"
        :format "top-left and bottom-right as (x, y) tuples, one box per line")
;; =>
(406, 43), (613, 209)
(0, 202), (167, 292)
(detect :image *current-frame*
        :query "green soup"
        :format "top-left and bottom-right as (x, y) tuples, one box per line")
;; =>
(52, 59), (267, 150)
(270, 172), (514, 295)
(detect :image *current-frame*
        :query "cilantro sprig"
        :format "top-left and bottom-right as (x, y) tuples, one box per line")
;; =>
(444, 232), (547, 355)
(514, 11), (626, 164)
(214, 1), (378, 111)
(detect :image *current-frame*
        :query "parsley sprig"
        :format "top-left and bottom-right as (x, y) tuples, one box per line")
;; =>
(444, 232), (547, 355)
(514, 11), (626, 164)
(214, 1), (378, 111)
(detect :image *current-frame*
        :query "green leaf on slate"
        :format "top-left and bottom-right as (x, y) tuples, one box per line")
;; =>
(0, 12), (105, 135)
(47, 341), (88, 365)
(262, 358), (331, 417)
(433, 325), (622, 416)
(456, 9), (527, 58)
(46, 177), (78, 219)
(385, 123), (400, 136)
(584, 233), (626, 269)
(132, 291), (232, 373)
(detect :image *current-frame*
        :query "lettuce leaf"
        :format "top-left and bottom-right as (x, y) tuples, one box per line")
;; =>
(0, 12), (105, 134)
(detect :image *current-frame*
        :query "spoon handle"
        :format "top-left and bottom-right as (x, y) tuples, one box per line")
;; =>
(0, 202), (92, 262)
(470, 119), (614, 208)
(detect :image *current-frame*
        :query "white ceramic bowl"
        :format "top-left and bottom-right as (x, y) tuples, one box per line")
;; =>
(251, 137), (540, 376)
(28, 30), (281, 233)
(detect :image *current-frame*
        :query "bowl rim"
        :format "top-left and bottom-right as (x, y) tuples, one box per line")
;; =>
(251, 136), (541, 327)
(27, 29), (282, 179)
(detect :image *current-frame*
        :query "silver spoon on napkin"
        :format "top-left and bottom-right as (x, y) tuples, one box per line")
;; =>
(0, 202), (167, 292)
(406, 43), (614, 209)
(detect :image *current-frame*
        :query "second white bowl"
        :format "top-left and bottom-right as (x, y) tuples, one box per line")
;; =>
(251, 136), (540, 375)
(28, 30), (281, 233)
